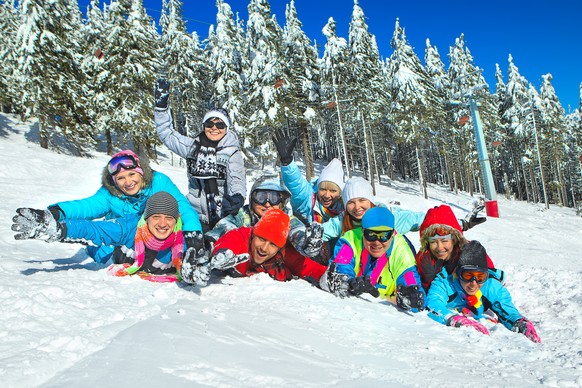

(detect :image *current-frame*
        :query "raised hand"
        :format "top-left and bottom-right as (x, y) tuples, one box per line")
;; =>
(460, 203), (486, 231)
(12, 208), (63, 242)
(154, 78), (171, 110)
(396, 284), (425, 311)
(447, 314), (490, 335)
(271, 128), (297, 166)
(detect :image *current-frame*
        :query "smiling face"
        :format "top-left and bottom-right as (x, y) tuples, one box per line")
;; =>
(146, 214), (177, 240)
(114, 169), (144, 196)
(460, 275), (484, 296)
(346, 198), (372, 220)
(317, 181), (341, 208)
(363, 234), (393, 259)
(429, 237), (455, 261)
(204, 117), (227, 142)
(249, 234), (280, 265)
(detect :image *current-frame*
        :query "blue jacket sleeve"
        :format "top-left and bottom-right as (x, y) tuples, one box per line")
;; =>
(426, 270), (457, 325)
(482, 281), (524, 330)
(53, 187), (115, 221)
(281, 161), (315, 222)
(150, 172), (202, 232)
(63, 215), (138, 248)
(322, 214), (343, 241)
(389, 207), (425, 234)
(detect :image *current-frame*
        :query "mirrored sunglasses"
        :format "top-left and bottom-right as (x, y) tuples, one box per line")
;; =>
(363, 229), (394, 243)
(252, 190), (283, 206)
(107, 154), (138, 175)
(458, 269), (488, 284)
(204, 120), (227, 130)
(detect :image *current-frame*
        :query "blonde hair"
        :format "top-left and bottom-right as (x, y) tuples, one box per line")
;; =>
(318, 181), (342, 192)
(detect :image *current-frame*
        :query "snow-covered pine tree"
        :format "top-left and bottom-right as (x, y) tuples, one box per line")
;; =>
(244, 0), (285, 155)
(207, 0), (247, 135)
(16, 0), (91, 154)
(0, 0), (19, 113)
(319, 17), (350, 173)
(160, 0), (207, 136)
(281, 0), (320, 180)
(345, 0), (386, 186)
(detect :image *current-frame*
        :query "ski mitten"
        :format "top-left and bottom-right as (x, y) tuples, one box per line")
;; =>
(321, 263), (350, 298)
(211, 249), (249, 271)
(301, 223), (324, 258)
(12, 208), (63, 242)
(154, 78), (171, 110)
(396, 284), (425, 311)
(512, 318), (541, 343)
(447, 314), (490, 335)
(348, 276), (380, 297)
(271, 128), (297, 166)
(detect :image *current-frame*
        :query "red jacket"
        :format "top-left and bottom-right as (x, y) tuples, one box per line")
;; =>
(213, 227), (326, 282)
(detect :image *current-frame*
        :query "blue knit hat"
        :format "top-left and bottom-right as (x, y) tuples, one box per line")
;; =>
(362, 207), (395, 231)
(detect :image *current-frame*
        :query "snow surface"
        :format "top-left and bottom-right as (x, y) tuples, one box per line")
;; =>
(1, 113), (581, 387)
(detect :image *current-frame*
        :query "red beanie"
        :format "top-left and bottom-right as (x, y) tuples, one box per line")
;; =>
(253, 208), (290, 248)
(419, 205), (462, 238)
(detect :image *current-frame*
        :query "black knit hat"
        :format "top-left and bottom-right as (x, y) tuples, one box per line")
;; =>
(457, 240), (488, 271)
(144, 191), (179, 220)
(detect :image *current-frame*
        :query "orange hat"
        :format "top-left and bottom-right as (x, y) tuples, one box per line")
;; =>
(253, 208), (290, 248)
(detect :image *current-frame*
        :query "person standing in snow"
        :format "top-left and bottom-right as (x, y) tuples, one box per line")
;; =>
(184, 208), (327, 287)
(271, 129), (344, 262)
(205, 174), (324, 259)
(321, 207), (425, 312)
(12, 150), (204, 264)
(11, 192), (216, 283)
(154, 79), (246, 232)
(426, 240), (541, 342)
(415, 204), (497, 292)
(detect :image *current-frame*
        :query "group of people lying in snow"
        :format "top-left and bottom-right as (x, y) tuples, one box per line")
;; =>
(10, 81), (540, 343)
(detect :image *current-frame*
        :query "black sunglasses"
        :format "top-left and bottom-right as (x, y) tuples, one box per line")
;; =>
(252, 190), (284, 206)
(363, 229), (394, 243)
(204, 120), (227, 130)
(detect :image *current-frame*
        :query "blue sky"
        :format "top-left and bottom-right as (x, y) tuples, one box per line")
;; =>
(83, 0), (581, 112)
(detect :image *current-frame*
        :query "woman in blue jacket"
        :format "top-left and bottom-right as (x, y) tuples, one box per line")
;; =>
(426, 240), (541, 342)
(15, 150), (203, 263)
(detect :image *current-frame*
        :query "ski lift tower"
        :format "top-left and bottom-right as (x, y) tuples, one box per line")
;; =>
(451, 84), (499, 218)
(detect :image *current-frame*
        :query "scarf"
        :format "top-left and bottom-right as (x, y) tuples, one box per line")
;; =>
(312, 193), (343, 223)
(462, 289), (484, 317)
(118, 216), (184, 276)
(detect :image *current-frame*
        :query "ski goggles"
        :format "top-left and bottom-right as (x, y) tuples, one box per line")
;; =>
(204, 120), (227, 130)
(363, 228), (394, 243)
(107, 154), (140, 176)
(427, 226), (454, 241)
(458, 269), (488, 284)
(252, 190), (284, 206)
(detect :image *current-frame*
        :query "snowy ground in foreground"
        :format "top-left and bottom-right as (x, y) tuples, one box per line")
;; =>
(1, 113), (581, 387)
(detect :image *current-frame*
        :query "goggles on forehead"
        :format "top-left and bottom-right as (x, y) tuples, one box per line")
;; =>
(204, 120), (227, 129)
(252, 190), (284, 206)
(363, 228), (394, 243)
(428, 234), (452, 242)
(458, 269), (488, 284)
(107, 154), (139, 176)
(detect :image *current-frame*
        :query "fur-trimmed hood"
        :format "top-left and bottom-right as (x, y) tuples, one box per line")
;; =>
(101, 154), (155, 197)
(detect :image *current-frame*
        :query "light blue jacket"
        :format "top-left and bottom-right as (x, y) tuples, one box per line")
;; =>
(427, 269), (524, 330)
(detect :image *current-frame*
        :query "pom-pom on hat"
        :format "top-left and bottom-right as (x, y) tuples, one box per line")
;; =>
(316, 158), (345, 191)
(203, 108), (231, 130)
(457, 240), (488, 272)
(144, 191), (179, 220)
(253, 208), (290, 248)
(419, 205), (462, 238)
(362, 207), (395, 232)
(107, 150), (143, 176)
(342, 177), (374, 207)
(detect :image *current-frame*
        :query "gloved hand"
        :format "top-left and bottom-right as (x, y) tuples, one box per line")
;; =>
(221, 193), (244, 218)
(396, 284), (425, 311)
(154, 78), (171, 110)
(447, 315), (490, 335)
(271, 128), (297, 166)
(460, 203), (486, 231)
(321, 263), (350, 298)
(181, 231), (210, 285)
(348, 276), (380, 297)
(211, 249), (249, 270)
(12, 208), (63, 242)
(301, 223), (324, 258)
(512, 318), (541, 343)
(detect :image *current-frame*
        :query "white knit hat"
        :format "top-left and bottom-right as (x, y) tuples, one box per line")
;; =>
(342, 177), (374, 207)
(316, 158), (345, 190)
(203, 109), (231, 130)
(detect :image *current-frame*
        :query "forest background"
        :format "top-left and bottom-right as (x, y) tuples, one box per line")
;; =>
(1, 0), (581, 212)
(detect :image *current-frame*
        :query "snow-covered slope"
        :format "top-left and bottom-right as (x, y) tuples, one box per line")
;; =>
(1, 114), (581, 387)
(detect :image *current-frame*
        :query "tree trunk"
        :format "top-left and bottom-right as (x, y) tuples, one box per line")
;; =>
(39, 121), (48, 149)
(416, 144), (428, 199)
(360, 112), (375, 194)
(300, 121), (314, 182)
(105, 128), (113, 155)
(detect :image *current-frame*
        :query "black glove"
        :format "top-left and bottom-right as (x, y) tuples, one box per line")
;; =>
(221, 193), (244, 218)
(460, 203), (486, 231)
(348, 276), (380, 297)
(321, 263), (350, 298)
(396, 284), (425, 311)
(12, 208), (63, 242)
(301, 223), (324, 258)
(181, 231), (210, 285)
(271, 128), (297, 166)
(154, 78), (171, 110)
(47, 205), (63, 221)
